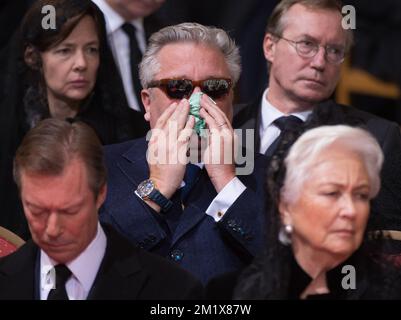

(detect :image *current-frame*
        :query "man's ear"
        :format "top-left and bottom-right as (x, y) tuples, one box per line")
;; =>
(263, 33), (277, 64)
(24, 45), (41, 70)
(141, 89), (151, 122)
(96, 183), (107, 210)
(279, 200), (293, 226)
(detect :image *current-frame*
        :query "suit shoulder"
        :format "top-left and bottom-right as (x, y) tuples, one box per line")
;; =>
(104, 138), (142, 154)
(103, 137), (147, 162)
(0, 241), (36, 275)
(233, 98), (261, 129)
(338, 104), (399, 128)
(319, 102), (400, 145)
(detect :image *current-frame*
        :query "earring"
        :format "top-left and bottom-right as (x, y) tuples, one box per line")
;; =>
(279, 224), (293, 245)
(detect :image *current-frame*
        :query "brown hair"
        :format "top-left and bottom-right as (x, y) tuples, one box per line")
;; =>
(266, 0), (353, 50)
(14, 118), (107, 198)
(22, 0), (104, 69)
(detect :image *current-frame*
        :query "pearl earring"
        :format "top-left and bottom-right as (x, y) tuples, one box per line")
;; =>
(279, 224), (293, 245)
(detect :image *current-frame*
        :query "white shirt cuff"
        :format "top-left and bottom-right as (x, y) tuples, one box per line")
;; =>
(205, 177), (246, 222)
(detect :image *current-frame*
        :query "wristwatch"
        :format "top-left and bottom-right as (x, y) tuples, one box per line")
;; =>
(135, 179), (173, 212)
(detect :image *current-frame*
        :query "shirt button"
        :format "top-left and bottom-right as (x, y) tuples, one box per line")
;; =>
(170, 249), (184, 262)
(217, 211), (223, 218)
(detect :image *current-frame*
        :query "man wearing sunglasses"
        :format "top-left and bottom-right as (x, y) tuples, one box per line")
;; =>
(234, 0), (401, 233)
(99, 23), (268, 284)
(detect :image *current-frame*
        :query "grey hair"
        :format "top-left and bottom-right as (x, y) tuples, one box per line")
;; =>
(139, 22), (241, 88)
(281, 125), (384, 205)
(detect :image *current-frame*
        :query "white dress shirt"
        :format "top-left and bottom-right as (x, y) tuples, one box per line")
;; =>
(259, 89), (312, 154)
(92, 0), (146, 112)
(40, 222), (107, 300)
(205, 176), (246, 222)
(190, 163), (246, 222)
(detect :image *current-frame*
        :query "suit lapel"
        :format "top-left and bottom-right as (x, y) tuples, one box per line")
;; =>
(233, 95), (263, 153)
(118, 138), (149, 185)
(264, 139), (278, 157)
(171, 170), (216, 247)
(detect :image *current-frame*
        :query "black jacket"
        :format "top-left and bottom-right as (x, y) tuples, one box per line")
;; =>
(0, 224), (204, 300)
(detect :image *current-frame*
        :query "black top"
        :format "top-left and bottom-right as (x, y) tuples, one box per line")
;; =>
(206, 248), (401, 300)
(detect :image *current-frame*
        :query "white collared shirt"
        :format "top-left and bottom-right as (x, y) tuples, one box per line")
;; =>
(92, 0), (146, 112)
(259, 89), (312, 154)
(40, 222), (107, 300)
(205, 176), (246, 222)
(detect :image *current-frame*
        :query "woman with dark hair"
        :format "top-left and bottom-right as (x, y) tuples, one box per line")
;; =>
(232, 125), (401, 299)
(14, 0), (140, 142)
(0, 0), (142, 239)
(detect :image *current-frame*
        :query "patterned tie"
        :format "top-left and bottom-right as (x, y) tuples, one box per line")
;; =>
(265, 115), (303, 156)
(47, 264), (72, 300)
(121, 23), (144, 111)
(181, 164), (201, 204)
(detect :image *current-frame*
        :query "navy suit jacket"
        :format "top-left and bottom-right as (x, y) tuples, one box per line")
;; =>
(234, 98), (401, 231)
(99, 138), (268, 284)
(0, 224), (203, 299)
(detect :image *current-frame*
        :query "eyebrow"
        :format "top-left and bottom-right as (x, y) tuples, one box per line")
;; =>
(85, 40), (100, 46)
(297, 34), (345, 47)
(25, 200), (84, 211)
(291, 34), (317, 41)
(317, 182), (370, 189)
(59, 40), (99, 47)
(25, 202), (45, 211)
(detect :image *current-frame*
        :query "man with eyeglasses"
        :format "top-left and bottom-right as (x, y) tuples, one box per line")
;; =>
(234, 0), (401, 232)
(98, 23), (268, 284)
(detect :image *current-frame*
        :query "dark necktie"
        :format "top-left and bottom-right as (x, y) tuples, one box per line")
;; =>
(181, 164), (202, 204)
(121, 23), (144, 111)
(265, 115), (303, 156)
(47, 264), (72, 300)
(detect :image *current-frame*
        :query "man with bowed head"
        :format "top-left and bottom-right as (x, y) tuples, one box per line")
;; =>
(0, 119), (202, 300)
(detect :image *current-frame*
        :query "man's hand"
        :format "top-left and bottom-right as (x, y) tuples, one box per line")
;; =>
(199, 94), (236, 193)
(147, 99), (195, 201)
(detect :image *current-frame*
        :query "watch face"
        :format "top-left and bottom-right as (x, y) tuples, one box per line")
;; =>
(136, 179), (154, 198)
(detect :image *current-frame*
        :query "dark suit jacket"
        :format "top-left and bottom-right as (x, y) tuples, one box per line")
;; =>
(234, 98), (401, 231)
(0, 224), (203, 300)
(99, 138), (268, 284)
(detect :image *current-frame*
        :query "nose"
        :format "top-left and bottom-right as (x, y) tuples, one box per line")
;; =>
(339, 195), (357, 219)
(193, 86), (202, 94)
(45, 212), (62, 238)
(73, 50), (87, 71)
(310, 46), (326, 71)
